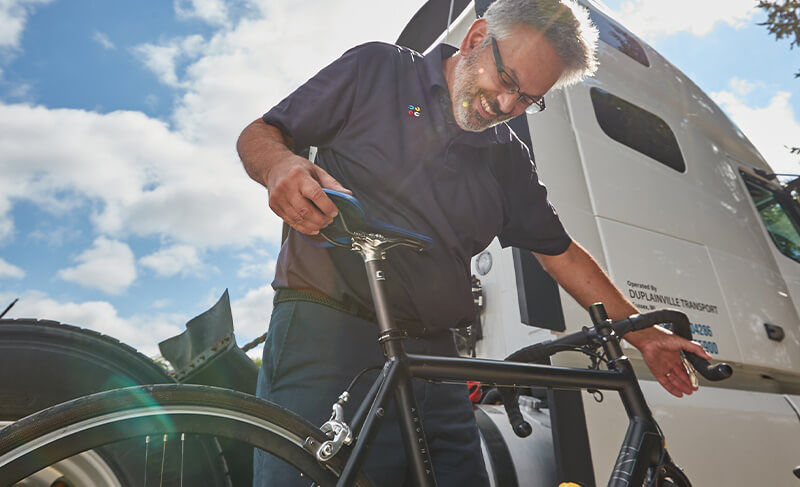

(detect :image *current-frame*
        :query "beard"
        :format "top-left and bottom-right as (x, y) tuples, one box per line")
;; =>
(451, 48), (515, 132)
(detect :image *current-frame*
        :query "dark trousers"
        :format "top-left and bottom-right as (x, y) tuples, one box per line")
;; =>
(253, 301), (489, 486)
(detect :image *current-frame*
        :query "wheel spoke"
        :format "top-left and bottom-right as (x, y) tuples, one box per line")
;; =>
(144, 435), (150, 487)
(180, 433), (185, 487)
(159, 434), (167, 486)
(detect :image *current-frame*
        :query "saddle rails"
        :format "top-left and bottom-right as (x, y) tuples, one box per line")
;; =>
(396, 1), (800, 485)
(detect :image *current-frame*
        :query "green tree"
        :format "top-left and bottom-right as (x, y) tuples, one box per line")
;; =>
(758, 1), (800, 77)
(758, 2), (800, 158)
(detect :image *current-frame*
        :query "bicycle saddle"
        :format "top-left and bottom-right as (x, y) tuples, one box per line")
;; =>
(317, 189), (433, 252)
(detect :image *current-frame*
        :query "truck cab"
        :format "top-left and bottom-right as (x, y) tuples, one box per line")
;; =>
(399, 1), (800, 485)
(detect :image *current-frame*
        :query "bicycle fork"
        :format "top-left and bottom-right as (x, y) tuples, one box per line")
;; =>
(590, 304), (668, 487)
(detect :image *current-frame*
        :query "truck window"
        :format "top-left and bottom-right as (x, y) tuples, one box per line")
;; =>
(744, 175), (800, 263)
(590, 88), (686, 172)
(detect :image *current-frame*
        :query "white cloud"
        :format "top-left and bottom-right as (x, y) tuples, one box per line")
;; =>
(712, 82), (800, 174)
(174, 0), (230, 27)
(237, 248), (277, 280)
(160, 0), (428, 146)
(0, 290), (185, 356)
(91, 31), (115, 50)
(140, 243), (203, 277)
(2, 0), (427, 253)
(144, 94), (159, 110)
(58, 236), (137, 294)
(28, 226), (81, 246)
(0, 103), (279, 248)
(611, 0), (757, 41)
(0, 195), (13, 241)
(729, 77), (756, 97)
(133, 34), (205, 88)
(231, 283), (274, 341)
(0, 257), (24, 278)
(152, 298), (172, 309)
(0, 0), (53, 49)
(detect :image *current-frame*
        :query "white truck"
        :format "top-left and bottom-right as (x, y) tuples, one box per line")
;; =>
(401, 1), (800, 485)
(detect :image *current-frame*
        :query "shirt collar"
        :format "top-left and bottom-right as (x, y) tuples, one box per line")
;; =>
(422, 43), (457, 91)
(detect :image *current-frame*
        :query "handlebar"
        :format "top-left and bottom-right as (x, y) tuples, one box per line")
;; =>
(500, 308), (732, 438)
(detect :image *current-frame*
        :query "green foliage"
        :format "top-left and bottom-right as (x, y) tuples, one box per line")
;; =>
(758, 1), (800, 76)
(758, 2), (800, 161)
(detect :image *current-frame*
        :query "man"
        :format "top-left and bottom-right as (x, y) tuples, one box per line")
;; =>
(237, 0), (711, 485)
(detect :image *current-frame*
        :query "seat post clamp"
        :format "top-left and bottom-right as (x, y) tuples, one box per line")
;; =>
(378, 329), (408, 343)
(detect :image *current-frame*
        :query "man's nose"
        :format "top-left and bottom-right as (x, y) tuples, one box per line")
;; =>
(496, 92), (517, 114)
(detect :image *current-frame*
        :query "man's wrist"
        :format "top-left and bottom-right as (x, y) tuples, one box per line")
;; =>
(624, 326), (658, 352)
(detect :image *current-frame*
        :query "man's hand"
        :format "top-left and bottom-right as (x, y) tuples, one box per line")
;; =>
(535, 242), (713, 398)
(237, 119), (351, 235)
(266, 154), (350, 235)
(625, 326), (712, 398)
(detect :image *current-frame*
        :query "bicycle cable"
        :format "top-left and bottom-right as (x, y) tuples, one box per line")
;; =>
(345, 365), (383, 395)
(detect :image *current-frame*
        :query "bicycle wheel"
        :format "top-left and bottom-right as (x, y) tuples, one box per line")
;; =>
(0, 384), (374, 487)
(0, 318), (234, 486)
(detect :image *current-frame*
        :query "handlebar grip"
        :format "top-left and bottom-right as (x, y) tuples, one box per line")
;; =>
(499, 388), (532, 438)
(622, 310), (733, 382)
(504, 341), (551, 363)
(684, 351), (733, 381)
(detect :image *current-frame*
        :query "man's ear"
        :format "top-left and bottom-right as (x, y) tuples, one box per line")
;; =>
(460, 18), (488, 56)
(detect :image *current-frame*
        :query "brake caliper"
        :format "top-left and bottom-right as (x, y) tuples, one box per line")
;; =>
(316, 392), (354, 462)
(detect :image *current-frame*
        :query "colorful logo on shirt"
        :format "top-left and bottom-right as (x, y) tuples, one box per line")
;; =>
(407, 104), (421, 117)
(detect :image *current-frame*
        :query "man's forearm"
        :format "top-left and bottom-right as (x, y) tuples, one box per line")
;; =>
(534, 241), (638, 322)
(236, 119), (295, 189)
(236, 118), (349, 235)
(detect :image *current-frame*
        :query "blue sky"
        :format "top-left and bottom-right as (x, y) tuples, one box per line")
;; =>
(0, 0), (798, 357)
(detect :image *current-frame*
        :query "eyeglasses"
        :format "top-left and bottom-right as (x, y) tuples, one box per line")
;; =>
(490, 37), (546, 114)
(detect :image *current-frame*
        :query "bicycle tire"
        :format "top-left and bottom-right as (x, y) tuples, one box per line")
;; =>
(0, 318), (234, 486)
(0, 384), (374, 487)
(0, 318), (173, 420)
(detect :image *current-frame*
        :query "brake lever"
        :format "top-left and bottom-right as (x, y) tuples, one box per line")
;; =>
(680, 352), (699, 388)
(682, 351), (732, 382)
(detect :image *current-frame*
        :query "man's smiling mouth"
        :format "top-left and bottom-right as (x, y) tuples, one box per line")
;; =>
(480, 93), (497, 116)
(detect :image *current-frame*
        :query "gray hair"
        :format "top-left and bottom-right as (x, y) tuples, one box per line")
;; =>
(483, 0), (599, 89)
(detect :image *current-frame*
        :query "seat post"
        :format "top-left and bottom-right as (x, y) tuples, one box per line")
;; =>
(353, 239), (407, 358)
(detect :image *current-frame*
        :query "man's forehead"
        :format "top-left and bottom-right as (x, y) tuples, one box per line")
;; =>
(497, 24), (563, 94)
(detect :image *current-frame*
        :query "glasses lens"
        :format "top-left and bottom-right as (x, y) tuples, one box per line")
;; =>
(524, 97), (545, 115)
(524, 104), (542, 115)
(498, 70), (516, 90)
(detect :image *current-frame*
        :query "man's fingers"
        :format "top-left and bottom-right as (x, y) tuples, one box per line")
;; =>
(687, 340), (712, 360)
(315, 167), (352, 195)
(272, 200), (322, 235)
(287, 186), (334, 229)
(659, 376), (683, 398)
(301, 179), (339, 219)
(664, 371), (692, 397)
(671, 369), (695, 394)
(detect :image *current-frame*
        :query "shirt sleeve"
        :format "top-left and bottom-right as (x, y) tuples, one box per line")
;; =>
(495, 141), (572, 255)
(262, 44), (364, 151)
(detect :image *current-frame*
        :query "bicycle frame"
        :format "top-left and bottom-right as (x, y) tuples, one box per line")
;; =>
(330, 237), (668, 487)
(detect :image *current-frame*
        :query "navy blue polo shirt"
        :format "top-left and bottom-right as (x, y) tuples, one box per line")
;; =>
(263, 42), (571, 331)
